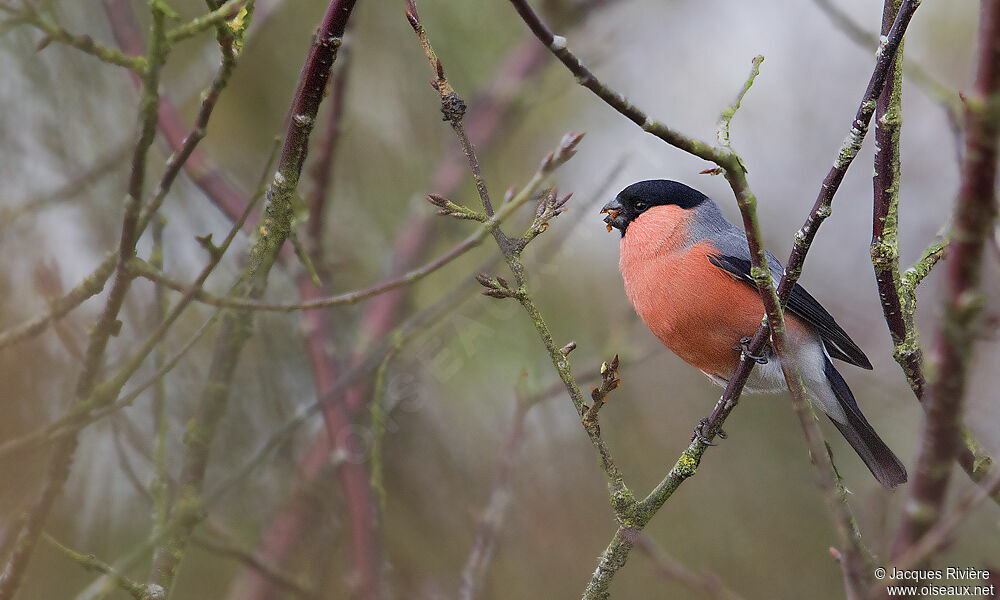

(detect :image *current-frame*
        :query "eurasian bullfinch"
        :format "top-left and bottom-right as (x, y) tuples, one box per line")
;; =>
(601, 179), (907, 489)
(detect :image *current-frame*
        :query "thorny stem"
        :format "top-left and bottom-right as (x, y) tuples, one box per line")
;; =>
(889, 0), (1000, 567)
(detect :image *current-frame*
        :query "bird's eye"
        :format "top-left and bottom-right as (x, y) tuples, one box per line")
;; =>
(634, 201), (647, 211)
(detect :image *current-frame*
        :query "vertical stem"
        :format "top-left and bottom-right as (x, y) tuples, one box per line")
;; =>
(871, 0), (922, 397)
(150, 214), (171, 538)
(0, 4), (169, 597)
(891, 0), (1000, 562)
(146, 0), (359, 594)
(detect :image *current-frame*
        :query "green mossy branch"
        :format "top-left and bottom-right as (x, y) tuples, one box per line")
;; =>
(44, 534), (164, 600)
(165, 0), (248, 43)
(891, 0), (1000, 562)
(0, 2), (170, 597)
(147, 1), (354, 593)
(0, 1), (147, 71)
(505, 0), (922, 596)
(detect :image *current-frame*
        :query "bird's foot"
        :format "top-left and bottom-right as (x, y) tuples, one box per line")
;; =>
(737, 336), (768, 364)
(692, 417), (725, 446)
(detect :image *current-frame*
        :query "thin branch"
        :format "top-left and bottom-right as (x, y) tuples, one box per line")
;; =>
(810, 0), (963, 163)
(0, 4), (170, 596)
(103, 0), (269, 245)
(890, 0), (1000, 565)
(504, 1), (922, 596)
(207, 272), (473, 507)
(458, 390), (534, 600)
(886, 467), (1000, 578)
(0, 1), (146, 71)
(305, 41), (352, 261)
(165, 0), (248, 43)
(0, 253), (116, 351)
(0, 142), (130, 237)
(193, 524), (317, 600)
(0, 73), (274, 467)
(146, 0), (356, 593)
(126, 179), (564, 312)
(636, 535), (745, 600)
(43, 534), (161, 600)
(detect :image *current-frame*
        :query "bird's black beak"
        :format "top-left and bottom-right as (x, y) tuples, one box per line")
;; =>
(600, 198), (626, 234)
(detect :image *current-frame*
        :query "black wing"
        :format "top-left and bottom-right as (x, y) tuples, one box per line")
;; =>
(708, 254), (873, 370)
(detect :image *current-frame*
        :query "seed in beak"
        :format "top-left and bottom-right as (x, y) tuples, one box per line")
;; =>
(600, 208), (620, 232)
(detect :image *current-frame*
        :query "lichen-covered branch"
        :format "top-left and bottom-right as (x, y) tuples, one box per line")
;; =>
(43, 534), (163, 600)
(0, 1), (146, 71)
(165, 0), (249, 44)
(0, 253), (116, 351)
(125, 183), (562, 312)
(504, 1), (921, 596)
(890, 0), (1000, 564)
(145, 0), (357, 593)
(0, 4), (170, 596)
(810, 0), (963, 163)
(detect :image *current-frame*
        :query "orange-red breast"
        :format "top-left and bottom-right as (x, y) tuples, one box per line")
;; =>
(601, 180), (906, 488)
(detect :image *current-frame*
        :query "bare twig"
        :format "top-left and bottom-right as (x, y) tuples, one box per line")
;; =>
(0, 254), (116, 351)
(504, 1), (922, 596)
(305, 42), (352, 261)
(0, 1), (146, 70)
(43, 534), (161, 600)
(125, 185), (566, 312)
(887, 468), (1000, 578)
(810, 0), (964, 163)
(636, 535), (745, 600)
(0, 3), (169, 595)
(457, 391), (533, 600)
(0, 143), (129, 237)
(145, 1), (356, 593)
(165, 0), (249, 43)
(193, 523), (317, 600)
(890, 0), (1000, 566)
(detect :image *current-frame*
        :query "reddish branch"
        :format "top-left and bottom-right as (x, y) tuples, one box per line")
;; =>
(871, 0), (911, 387)
(145, 0), (360, 594)
(505, 1), (920, 597)
(0, 4), (169, 597)
(103, 0), (272, 241)
(228, 6), (610, 597)
(890, 0), (1000, 563)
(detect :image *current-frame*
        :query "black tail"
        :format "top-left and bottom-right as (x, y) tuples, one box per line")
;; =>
(824, 358), (907, 489)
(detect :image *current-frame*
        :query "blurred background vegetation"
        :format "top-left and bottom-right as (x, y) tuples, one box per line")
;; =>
(0, 0), (997, 598)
